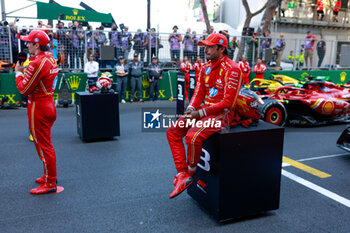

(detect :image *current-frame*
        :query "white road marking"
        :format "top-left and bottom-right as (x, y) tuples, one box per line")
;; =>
(282, 169), (350, 208)
(297, 153), (349, 162)
(282, 153), (349, 167)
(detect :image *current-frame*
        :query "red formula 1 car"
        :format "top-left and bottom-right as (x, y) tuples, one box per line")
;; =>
(263, 80), (350, 126)
(235, 87), (287, 127)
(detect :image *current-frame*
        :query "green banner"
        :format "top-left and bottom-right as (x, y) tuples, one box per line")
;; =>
(36, 2), (113, 23)
(2, 70), (350, 106)
(250, 70), (350, 85)
(0, 72), (178, 106)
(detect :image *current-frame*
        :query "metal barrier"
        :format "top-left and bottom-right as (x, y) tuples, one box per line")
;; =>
(1, 26), (350, 72)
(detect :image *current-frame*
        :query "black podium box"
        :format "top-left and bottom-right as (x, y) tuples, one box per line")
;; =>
(75, 92), (120, 141)
(187, 121), (284, 222)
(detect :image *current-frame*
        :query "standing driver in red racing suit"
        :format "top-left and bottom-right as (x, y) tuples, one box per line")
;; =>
(166, 33), (242, 198)
(15, 30), (59, 194)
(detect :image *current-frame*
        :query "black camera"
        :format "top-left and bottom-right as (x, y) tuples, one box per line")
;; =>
(72, 25), (76, 30)
(49, 34), (53, 39)
(119, 23), (125, 31)
(21, 29), (27, 33)
(112, 26), (117, 31)
(0, 21), (8, 26)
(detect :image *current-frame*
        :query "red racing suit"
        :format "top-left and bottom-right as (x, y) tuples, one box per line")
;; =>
(16, 52), (59, 183)
(167, 55), (242, 173)
(193, 61), (203, 79)
(180, 61), (193, 100)
(253, 63), (266, 79)
(238, 60), (251, 85)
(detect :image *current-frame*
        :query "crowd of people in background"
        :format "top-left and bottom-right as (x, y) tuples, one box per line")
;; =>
(0, 18), (328, 74)
(0, 19), (329, 103)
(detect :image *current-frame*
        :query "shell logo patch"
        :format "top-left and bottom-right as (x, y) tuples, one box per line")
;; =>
(205, 76), (209, 83)
(323, 101), (334, 113)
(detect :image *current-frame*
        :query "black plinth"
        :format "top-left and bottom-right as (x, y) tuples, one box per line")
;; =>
(75, 92), (120, 141)
(187, 121), (284, 222)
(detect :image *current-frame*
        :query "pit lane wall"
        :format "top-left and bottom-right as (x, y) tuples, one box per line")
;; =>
(0, 71), (178, 105)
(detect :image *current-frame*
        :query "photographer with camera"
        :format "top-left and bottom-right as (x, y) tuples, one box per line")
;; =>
(86, 25), (98, 59)
(69, 20), (83, 70)
(47, 26), (58, 60)
(133, 29), (148, 63)
(19, 26), (28, 53)
(120, 24), (132, 60)
(150, 28), (160, 59)
(55, 21), (68, 68)
(191, 31), (199, 62)
(199, 30), (208, 61)
(109, 23), (121, 63)
(168, 25), (182, 65)
(97, 26), (107, 67)
(9, 19), (19, 63)
(78, 24), (85, 69)
(183, 28), (194, 61)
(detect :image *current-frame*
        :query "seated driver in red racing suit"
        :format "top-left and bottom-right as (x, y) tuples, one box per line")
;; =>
(166, 33), (242, 198)
(15, 30), (59, 194)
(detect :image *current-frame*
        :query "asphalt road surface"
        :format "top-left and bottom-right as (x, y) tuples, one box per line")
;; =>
(0, 101), (349, 233)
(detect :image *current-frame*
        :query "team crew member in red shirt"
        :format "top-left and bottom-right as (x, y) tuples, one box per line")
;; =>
(253, 58), (266, 79)
(193, 56), (203, 78)
(238, 55), (251, 85)
(166, 33), (242, 199)
(15, 30), (59, 194)
(333, 1), (341, 22)
(316, 0), (325, 21)
(180, 56), (193, 100)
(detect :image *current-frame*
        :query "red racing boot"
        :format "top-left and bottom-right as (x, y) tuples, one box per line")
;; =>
(169, 172), (193, 199)
(35, 175), (46, 184)
(35, 175), (57, 184)
(30, 182), (57, 194)
(172, 167), (197, 186)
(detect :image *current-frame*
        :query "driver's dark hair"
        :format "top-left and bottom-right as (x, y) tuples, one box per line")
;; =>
(39, 45), (50, 51)
(217, 45), (228, 56)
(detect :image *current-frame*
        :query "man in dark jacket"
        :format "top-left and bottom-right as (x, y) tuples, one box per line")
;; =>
(129, 53), (143, 102)
(147, 57), (163, 101)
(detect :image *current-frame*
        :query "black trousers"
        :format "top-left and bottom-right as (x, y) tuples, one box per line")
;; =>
(149, 79), (160, 100)
(317, 51), (325, 67)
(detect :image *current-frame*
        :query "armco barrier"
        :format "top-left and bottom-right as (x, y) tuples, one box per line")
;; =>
(0, 71), (178, 106)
